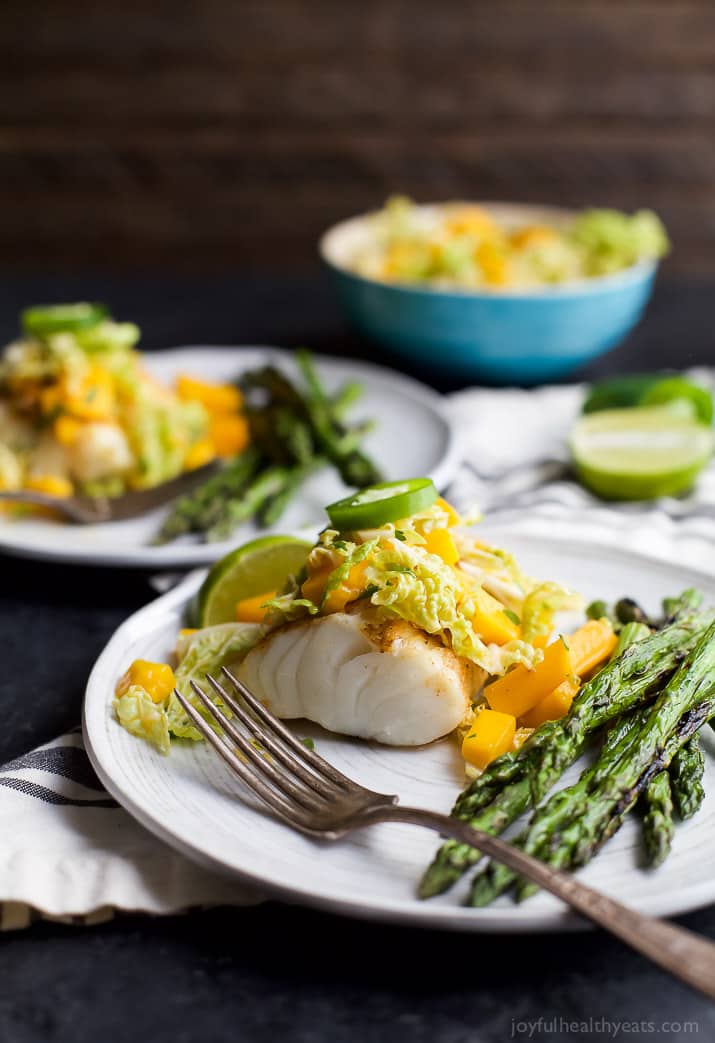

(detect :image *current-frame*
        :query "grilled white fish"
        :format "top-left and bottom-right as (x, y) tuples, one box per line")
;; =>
(237, 607), (484, 745)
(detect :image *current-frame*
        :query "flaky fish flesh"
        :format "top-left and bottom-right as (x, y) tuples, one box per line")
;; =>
(238, 607), (484, 745)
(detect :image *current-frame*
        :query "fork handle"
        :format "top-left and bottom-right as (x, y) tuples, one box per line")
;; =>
(368, 804), (715, 1000)
(0, 490), (106, 524)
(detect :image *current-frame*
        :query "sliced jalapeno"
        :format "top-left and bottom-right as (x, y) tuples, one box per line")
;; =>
(326, 478), (438, 530)
(21, 302), (108, 337)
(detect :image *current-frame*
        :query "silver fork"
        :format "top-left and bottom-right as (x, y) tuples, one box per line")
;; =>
(0, 460), (221, 524)
(175, 669), (715, 1000)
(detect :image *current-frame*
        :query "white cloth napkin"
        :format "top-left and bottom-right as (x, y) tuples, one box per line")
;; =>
(0, 731), (261, 929)
(446, 367), (715, 576)
(3, 370), (714, 928)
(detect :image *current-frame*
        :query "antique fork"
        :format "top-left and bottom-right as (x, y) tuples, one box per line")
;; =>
(0, 460), (221, 524)
(174, 669), (715, 1000)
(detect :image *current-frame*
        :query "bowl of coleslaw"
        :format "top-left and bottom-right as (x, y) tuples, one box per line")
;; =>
(320, 199), (668, 385)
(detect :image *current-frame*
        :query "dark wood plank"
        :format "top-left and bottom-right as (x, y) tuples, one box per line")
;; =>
(0, 0), (713, 272)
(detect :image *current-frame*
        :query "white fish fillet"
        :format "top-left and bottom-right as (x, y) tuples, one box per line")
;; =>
(237, 607), (484, 745)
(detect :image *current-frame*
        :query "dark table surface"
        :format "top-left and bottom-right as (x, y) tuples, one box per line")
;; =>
(1, 271), (714, 1043)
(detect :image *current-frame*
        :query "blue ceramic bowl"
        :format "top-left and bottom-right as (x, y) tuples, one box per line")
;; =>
(320, 204), (658, 385)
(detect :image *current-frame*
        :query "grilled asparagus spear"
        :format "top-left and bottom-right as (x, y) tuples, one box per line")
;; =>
(419, 608), (708, 899)
(157, 352), (380, 543)
(473, 694), (715, 906)
(155, 447), (262, 542)
(642, 771), (675, 868)
(669, 734), (706, 821)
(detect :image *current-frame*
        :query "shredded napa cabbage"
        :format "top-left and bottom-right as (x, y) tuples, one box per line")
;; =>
(520, 581), (583, 641)
(125, 390), (207, 489)
(115, 623), (264, 751)
(365, 536), (539, 676)
(168, 622), (266, 740)
(257, 514), (579, 676)
(114, 685), (171, 755)
(454, 534), (533, 614)
(569, 209), (670, 277)
(174, 622), (264, 694)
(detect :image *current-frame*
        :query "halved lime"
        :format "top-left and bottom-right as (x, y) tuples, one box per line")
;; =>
(193, 535), (312, 627)
(570, 407), (714, 500)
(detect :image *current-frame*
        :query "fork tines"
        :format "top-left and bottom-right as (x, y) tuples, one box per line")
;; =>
(172, 668), (358, 831)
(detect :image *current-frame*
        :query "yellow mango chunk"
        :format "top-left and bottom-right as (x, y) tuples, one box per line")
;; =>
(444, 205), (496, 239)
(116, 660), (176, 704)
(462, 709), (516, 771)
(381, 241), (433, 279)
(531, 634), (553, 650)
(435, 496), (461, 527)
(568, 619), (618, 678)
(64, 366), (116, 421)
(209, 413), (250, 457)
(184, 438), (216, 470)
(471, 586), (520, 646)
(423, 528), (459, 566)
(302, 560), (370, 613)
(53, 415), (84, 446)
(301, 566), (331, 605)
(476, 241), (510, 286)
(520, 676), (580, 729)
(510, 225), (558, 249)
(323, 560), (370, 613)
(25, 475), (73, 498)
(485, 638), (571, 718)
(176, 374), (242, 413)
(235, 591), (277, 623)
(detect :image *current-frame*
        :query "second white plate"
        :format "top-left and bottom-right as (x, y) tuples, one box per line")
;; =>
(0, 347), (459, 568)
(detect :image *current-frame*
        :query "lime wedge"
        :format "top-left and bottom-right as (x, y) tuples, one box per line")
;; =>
(194, 535), (312, 627)
(570, 407), (714, 500)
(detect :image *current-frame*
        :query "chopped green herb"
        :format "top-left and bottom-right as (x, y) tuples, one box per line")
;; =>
(503, 609), (521, 626)
(301, 737), (315, 751)
(356, 584), (380, 601)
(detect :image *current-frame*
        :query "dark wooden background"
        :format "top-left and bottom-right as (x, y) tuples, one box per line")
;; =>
(3, 1), (714, 273)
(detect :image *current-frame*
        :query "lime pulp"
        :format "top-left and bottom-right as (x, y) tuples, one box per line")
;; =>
(194, 535), (312, 627)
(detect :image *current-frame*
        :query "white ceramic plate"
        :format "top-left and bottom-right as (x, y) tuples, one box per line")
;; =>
(0, 347), (459, 568)
(83, 532), (715, 932)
